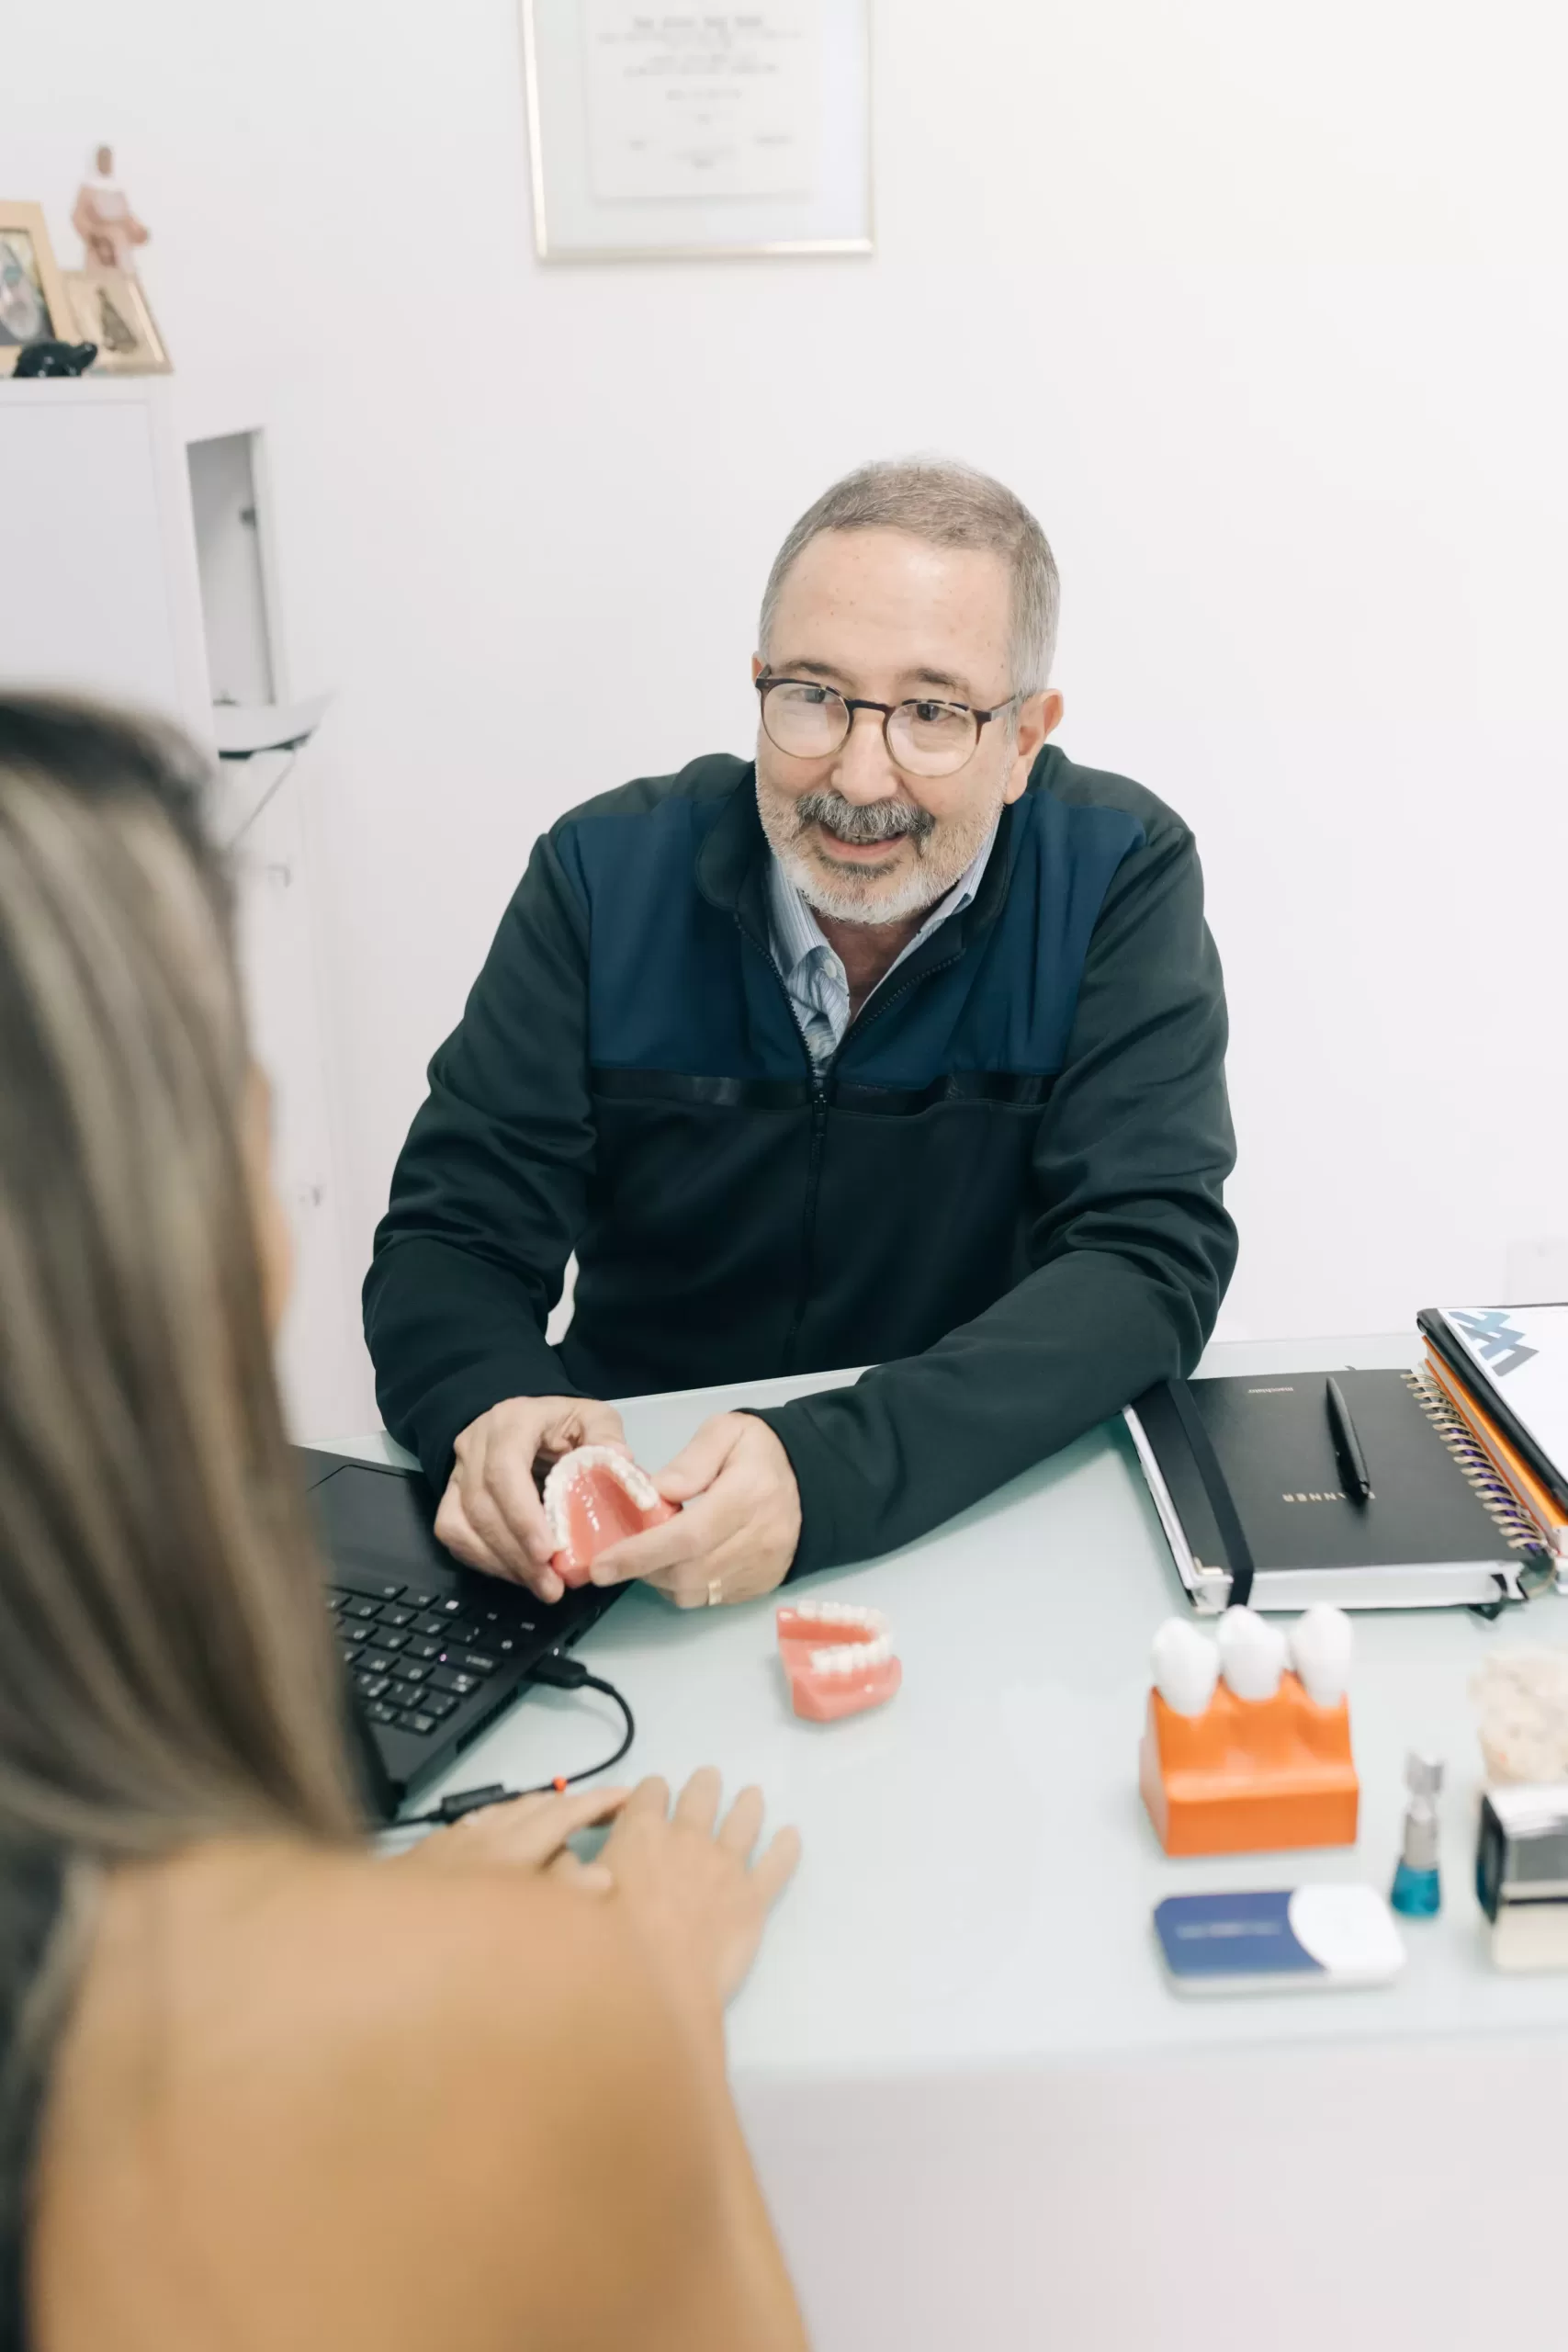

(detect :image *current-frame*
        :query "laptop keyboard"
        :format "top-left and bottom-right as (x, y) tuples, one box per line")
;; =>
(328, 1580), (536, 1739)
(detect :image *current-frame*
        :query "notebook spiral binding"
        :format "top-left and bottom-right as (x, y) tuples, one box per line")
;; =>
(1406, 1370), (1554, 1589)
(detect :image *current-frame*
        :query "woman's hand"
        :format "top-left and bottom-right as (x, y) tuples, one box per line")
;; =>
(598, 1770), (801, 2010)
(400, 1785), (629, 1890)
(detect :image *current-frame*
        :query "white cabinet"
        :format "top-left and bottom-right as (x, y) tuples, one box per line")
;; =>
(232, 762), (369, 1434)
(0, 377), (362, 1435)
(0, 378), (211, 738)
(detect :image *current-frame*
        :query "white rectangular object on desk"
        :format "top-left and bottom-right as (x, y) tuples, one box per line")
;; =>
(1155, 1886), (1405, 1995)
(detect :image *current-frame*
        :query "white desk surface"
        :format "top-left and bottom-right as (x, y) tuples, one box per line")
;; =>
(333, 1339), (1568, 2348)
(336, 1332), (1568, 2075)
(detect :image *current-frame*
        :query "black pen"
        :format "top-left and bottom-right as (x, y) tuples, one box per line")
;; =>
(1325, 1376), (1372, 1503)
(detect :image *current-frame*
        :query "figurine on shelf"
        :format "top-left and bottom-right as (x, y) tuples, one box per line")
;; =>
(72, 146), (151, 276)
(1140, 1605), (1359, 1857)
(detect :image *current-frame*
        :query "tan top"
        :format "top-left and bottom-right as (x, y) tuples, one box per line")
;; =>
(30, 1838), (806, 2351)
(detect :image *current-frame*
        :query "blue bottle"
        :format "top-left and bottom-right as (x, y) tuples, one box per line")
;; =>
(1390, 1752), (1444, 1917)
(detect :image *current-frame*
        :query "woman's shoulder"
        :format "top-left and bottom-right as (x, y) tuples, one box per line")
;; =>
(34, 1839), (709, 2349)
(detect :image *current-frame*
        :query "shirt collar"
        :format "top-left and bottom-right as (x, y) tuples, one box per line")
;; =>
(766, 820), (999, 987)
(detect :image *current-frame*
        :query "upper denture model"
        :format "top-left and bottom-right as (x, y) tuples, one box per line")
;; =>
(541, 1445), (677, 1587)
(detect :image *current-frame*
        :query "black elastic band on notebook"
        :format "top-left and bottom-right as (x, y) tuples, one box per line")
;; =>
(1165, 1377), (1258, 1609)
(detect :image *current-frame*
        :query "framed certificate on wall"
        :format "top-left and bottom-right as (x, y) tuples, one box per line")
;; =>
(521, 1), (873, 262)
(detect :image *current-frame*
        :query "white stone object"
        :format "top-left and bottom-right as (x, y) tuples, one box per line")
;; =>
(1472, 1650), (1568, 1785)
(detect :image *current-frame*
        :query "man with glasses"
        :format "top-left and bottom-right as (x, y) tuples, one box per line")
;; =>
(366, 459), (1236, 1609)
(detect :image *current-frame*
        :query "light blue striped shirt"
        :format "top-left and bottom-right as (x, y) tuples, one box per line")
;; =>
(765, 823), (998, 1069)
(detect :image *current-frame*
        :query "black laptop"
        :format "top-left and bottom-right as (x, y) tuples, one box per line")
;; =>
(294, 1447), (623, 1823)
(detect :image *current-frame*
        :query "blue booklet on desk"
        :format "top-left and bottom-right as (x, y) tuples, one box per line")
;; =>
(1124, 1366), (1543, 1613)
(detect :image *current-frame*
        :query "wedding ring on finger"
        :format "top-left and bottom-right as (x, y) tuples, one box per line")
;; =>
(707, 1576), (724, 1608)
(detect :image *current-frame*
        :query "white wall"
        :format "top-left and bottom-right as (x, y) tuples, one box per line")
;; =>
(9, 1), (1568, 1432)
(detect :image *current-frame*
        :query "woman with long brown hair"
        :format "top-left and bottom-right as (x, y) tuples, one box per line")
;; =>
(0, 695), (806, 2351)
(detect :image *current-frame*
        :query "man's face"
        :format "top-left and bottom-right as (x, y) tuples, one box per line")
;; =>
(754, 527), (1060, 927)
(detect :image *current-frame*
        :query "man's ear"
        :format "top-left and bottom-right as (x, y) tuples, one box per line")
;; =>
(751, 653), (765, 683)
(1004, 689), (1064, 802)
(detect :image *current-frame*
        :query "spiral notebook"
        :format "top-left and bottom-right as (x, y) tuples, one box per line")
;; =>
(1419, 1306), (1568, 1522)
(1124, 1367), (1546, 1613)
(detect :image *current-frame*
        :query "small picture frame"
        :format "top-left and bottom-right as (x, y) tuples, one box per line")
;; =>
(521, 0), (874, 264)
(0, 201), (73, 377)
(59, 268), (172, 376)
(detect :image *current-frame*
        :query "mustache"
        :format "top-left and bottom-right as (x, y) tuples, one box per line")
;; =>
(795, 790), (936, 847)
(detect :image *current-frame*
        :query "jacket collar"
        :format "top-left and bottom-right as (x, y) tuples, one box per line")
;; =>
(695, 761), (772, 944)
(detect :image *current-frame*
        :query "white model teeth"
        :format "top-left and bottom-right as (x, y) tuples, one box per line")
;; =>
(808, 1635), (893, 1676)
(804, 1601), (886, 1633)
(1151, 1618), (1220, 1716)
(1290, 1604), (1354, 1706)
(1216, 1606), (1287, 1702)
(541, 1445), (661, 1547)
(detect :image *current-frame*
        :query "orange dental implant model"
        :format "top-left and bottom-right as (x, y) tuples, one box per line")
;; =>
(777, 1601), (901, 1723)
(1140, 1606), (1359, 1857)
(540, 1445), (677, 1588)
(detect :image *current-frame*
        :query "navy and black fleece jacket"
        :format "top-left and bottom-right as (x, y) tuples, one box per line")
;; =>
(363, 745), (1237, 1576)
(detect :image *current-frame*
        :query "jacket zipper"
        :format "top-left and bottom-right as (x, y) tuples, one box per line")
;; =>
(739, 920), (965, 1374)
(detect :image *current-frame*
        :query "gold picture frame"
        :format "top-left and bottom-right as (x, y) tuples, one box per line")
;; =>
(0, 200), (73, 377)
(60, 268), (172, 376)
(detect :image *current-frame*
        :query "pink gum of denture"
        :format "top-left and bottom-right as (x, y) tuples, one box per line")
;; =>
(541, 1445), (676, 1587)
(777, 1603), (901, 1722)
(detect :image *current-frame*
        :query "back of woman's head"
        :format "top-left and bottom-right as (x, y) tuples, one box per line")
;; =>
(0, 695), (355, 1853)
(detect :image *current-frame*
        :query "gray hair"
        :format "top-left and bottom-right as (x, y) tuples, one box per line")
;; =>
(759, 457), (1060, 694)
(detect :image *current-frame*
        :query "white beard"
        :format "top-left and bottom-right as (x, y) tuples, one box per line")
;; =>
(759, 776), (1005, 927)
(772, 836), (967, 924)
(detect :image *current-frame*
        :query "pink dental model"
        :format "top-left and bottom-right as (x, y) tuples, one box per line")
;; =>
(540, 1445), (676, 1587)
(777, 1601), (901, 1722)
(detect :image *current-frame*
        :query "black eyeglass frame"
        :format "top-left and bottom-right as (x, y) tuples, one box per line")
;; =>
(754, 674), (1023, 776)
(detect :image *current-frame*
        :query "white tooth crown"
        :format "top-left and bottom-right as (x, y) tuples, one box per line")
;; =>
(1216, 1606), (1287, 1702)
(1151, 1619), (1221, 1716)
(1290, 1605), (1354, 1707)
(808, 1634), (893, 1676)
(801, 1601), (886, 1634)
(541, 1444), (661, 1547)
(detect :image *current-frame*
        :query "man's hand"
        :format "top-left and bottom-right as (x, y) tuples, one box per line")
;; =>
(589, 1413), (800, 1609)
(436, 1395), (627, 1602)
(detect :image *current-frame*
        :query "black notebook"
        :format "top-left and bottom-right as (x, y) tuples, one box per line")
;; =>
(1123, 1367), (1544, 1612)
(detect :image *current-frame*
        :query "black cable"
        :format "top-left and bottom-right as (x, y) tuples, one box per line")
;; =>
(402, 1654), (636, 1827)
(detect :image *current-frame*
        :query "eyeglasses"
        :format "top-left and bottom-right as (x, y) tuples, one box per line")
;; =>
(755, 675), (1021, 781)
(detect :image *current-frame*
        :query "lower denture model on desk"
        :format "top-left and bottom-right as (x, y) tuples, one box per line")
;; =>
(777, 1601), (901, 1722)
(541, 1445), (677, 1587)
